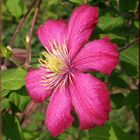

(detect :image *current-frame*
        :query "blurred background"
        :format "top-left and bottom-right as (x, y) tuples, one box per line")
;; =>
(1, 0), (139, 140)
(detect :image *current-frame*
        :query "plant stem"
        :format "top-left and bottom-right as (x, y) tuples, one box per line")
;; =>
(24, 0), (42, 68)
(119, 38), (138, 52)
(3, 0), (37, 67)
(20, 101), (35, 125)
(9, 0), (37, 49)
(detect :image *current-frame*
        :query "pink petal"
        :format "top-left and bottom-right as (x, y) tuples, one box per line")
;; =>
(46, 86), (74, 137)
(67, 5), (98, 58)
(69, 72), (111, 129)
(72, 38), (119, 74)
(36, 20), (67, 51)
(26, 68), (51, 103)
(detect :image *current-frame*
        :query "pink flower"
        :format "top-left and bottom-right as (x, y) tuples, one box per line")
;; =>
(26, 5), (119, 137)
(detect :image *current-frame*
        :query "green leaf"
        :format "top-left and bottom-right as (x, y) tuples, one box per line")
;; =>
(2, 68), (27, 90)
(120, 47), (138, 68)
(110, 106), (138, 134)
(99, 33), (126, 44)
(68, 0), (84, 4)
(2, 113), (24, 140)
(125, 90), (138, 108)
(6, 0), (23, 18)
(31, 112), (44, 121)
(56, 133), (67, 140)
(65, 127), (78, 138)
(110, 123), (138, 140)
(134, 21), (139, 29)
(124, 90), (139, 122)
(89, 123), (111, 140)
(109, 126), (118, 140)
(23, 129), (39, 140)
(47, 0), (59, 6)
(121, 60), (138, 77)
(2, 89), (10, 97)
(2, 135), (7, 140)
(76, 130), (89, 140)
(9, 87), (31, 112)
(108, 72), (129, 88)
(26, 123), (38, 131)
(111, 93), (126, 109)
(119, 0), (138, 12)
(2, 98), (10, 110)
(132, 106), (139, 122)
(89, 122), (138, 140)
(98, 14), (124, 32)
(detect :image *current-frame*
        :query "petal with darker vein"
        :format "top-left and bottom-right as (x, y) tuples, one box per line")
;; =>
(67, 5), (98, 58)
(36, 20), (68, 51)
(46, 86), (74, 137)
(69, 72), (111, 129)
(72, 38), (119, 75)
(26, 68), (51, 103)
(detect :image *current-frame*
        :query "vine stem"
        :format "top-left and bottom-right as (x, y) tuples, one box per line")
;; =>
(3, 0), (37, 67)
(24, 0), (42, 68)
(119, 38), (138, 52)
(9, 0), (37, 49)
(20, 101), (36, 125)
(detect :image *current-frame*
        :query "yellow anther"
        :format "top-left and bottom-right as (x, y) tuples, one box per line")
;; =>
(39, 51), (65, 73)
(47, 55), (64, 72)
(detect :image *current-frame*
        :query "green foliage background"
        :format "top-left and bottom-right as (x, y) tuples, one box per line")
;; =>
(1, 0), (139, 140)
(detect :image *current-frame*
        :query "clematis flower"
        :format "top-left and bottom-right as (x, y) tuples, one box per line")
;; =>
(26, 5), (119, 137)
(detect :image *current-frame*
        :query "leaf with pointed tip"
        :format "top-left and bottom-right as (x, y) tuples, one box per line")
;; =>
(2, 68), (27, 90)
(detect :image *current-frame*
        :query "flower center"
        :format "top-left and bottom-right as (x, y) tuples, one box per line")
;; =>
(47, 55), (64, 73)
(38, 41), (72, 89)
(39, 51), (65, 73)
